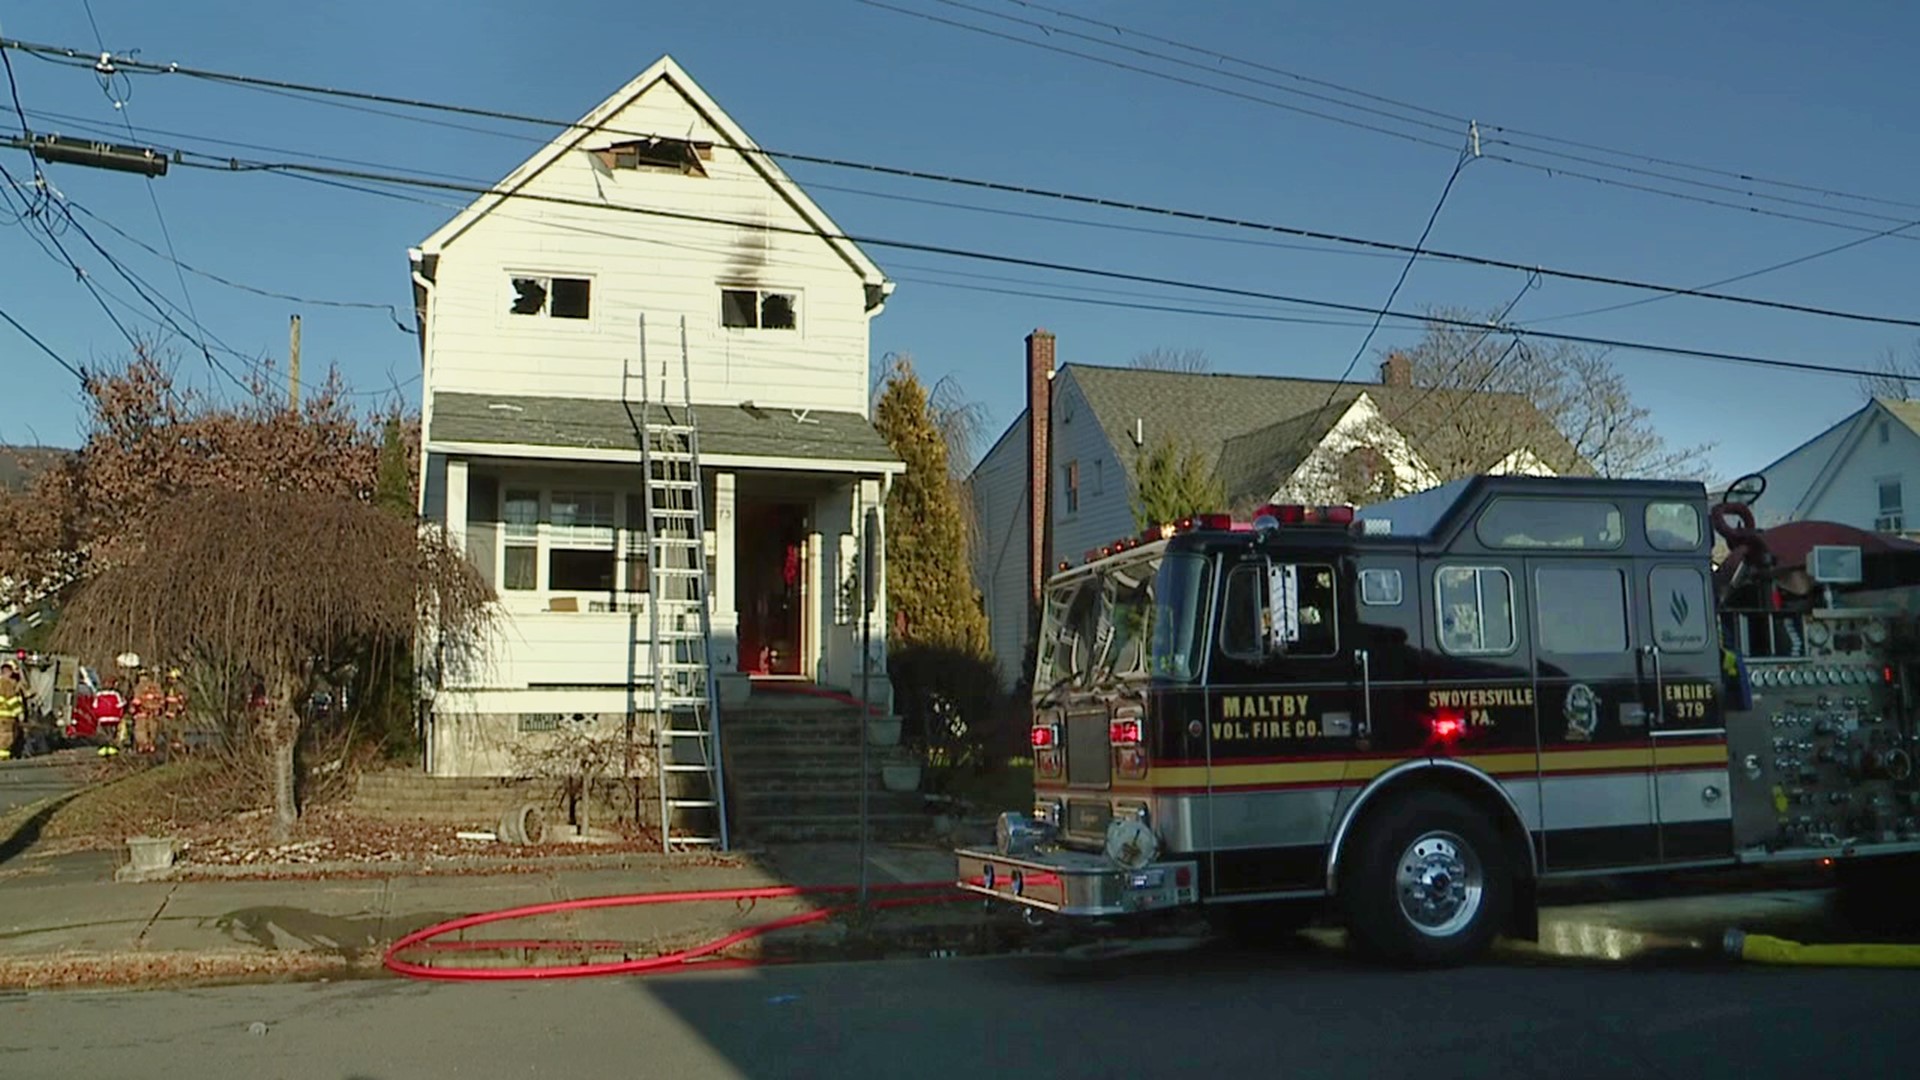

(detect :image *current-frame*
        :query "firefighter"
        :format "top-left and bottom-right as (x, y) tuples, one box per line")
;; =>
(130, 668), (165, 754)
(162, 668), (189, 754)
(93, 676), (126, 755)
(0, 660), (23, 760)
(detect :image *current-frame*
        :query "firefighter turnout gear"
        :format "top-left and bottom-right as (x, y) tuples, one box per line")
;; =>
(130, 673), (165, 754)
(0, 662), (23, 759)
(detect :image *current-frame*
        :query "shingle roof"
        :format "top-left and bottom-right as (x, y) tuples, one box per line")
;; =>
(427, 392), (900, 465)
(1877, 398), (1920, 438)
(1064, 364), (1587, 503)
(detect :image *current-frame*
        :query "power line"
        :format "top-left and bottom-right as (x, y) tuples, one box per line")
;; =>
(10, 36), (1913, 330)
(986, 0), (1920, 216)
(1525, 217), (1920, 326)
(0, 302), (87, 382)
(1306, 147), (1474, 442)
(167, 152), (1904, 382)
(68, 203), (416, 331)
(877, 2), (1920, 247)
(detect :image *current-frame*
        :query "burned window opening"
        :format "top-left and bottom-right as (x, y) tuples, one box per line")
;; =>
(594, 137), (712, 176)
(509, 275), (591, 320)
(510, 277), (547, 316)
(720, 287), (799, 331)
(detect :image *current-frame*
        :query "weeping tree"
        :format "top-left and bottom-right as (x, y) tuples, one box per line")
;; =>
(55, 488), (492, 841)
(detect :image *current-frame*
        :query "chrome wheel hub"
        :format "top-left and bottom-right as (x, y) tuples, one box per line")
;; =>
(1395, 831), (1484, 938)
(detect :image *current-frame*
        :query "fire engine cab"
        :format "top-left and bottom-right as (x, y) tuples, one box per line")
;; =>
(955, 473), (1920, 965)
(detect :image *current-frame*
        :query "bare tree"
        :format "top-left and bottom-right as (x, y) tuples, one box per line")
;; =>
(1130, 347), (1213, 374)
(55, 489), (492, 841)
(1382, 308), (1712, 482)
(1859, 341), (1920, 401)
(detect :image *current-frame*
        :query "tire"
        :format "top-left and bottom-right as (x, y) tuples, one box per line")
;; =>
(1340, 789), (1511, 967)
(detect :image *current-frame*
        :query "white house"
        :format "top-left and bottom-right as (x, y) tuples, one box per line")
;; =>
(409, 56), (902, 777)
(967, 334), (1586, 690)
(1747, 398), (1920, 535)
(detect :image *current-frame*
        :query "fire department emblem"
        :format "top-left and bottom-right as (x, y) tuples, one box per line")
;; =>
(1563, 683), (1600, 743)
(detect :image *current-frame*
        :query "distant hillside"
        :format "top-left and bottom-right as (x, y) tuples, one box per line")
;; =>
(0, 446), (69, 493)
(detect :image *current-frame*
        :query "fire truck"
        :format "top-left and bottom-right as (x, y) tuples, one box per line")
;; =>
(955, 473), (1920, 965)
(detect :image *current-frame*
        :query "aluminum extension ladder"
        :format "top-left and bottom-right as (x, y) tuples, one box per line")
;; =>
(627, 314), (729, 852)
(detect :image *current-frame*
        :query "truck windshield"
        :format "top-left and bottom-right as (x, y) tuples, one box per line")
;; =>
(1033, 551), (1211, 698)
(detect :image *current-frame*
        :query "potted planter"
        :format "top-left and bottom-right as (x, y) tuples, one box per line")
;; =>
(867, 716), (901, 747)
(880, 761), (922, 792)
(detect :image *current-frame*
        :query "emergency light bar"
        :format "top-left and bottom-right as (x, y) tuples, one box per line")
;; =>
(1075, 504), (1364, 564)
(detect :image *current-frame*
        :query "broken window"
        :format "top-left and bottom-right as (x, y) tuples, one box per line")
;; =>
(509, 275), (591, 320)
(720, 287), (799, 331)
(595, 137), (712, 176)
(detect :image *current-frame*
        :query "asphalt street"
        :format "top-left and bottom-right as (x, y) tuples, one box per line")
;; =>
(2, 933), (1913, 1080)
(0, 754), (84, 817)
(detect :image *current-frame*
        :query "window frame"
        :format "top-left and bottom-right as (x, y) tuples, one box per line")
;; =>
(1644, 500), (1704, 552)
(1474, 498), (1625, 551)
(1359, 567), (1403, 607)
(1434, 565), (1517, 657)
(504, 271), (595, 324)
(493, 485), (661, 608)
(718, 285), (803, 333)
(1533, 564), (1631, 657)
(1217, 559), (1340, 661)
(1062, 460), (1080, 516)
(1876, 476), (1904, 532)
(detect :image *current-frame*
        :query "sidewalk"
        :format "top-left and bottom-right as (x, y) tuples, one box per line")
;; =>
(0, 841), (994, 990)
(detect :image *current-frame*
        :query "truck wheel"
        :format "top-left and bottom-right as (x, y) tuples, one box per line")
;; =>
(1341, 789), (1510, 967)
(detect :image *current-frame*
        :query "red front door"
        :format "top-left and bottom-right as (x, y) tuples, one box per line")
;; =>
(738, 503), (807, 676)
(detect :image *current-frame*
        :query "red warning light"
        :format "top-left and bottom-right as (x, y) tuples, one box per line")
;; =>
(1030, 725), (1057, 749)
(1109, 718), (1143, 746)
(1884, 666), (1896, 685)
(1428, 712), (1466, 742)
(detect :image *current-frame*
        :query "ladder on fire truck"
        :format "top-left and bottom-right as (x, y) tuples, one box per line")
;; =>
(627, 314), (729, 852)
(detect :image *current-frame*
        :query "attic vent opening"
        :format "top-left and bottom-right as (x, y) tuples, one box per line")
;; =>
(594, 137), (712, 176)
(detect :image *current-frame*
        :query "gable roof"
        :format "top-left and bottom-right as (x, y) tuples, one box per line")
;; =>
(414, 55), (890, 296)
(1771, 397), (1920, 519)
(427, 391), (900, 467)
(1063, 364), (1588, 502)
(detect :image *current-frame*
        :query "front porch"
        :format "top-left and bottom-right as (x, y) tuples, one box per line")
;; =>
(419, 447), (898, 779)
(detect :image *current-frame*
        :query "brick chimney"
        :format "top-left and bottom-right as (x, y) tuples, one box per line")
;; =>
(1026, 329), (1056, 612)
(1379, 351), (1412, 387)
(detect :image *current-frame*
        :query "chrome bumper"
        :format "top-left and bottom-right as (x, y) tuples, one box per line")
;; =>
(954, 847), (1200, 917)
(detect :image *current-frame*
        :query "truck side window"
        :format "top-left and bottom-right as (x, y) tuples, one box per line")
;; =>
(1436, 566), (1515, 655)
(1646, 501), (1703, 551)
(1219, 563), (1263, 660)
(1536, 566), (1629, 654)
(1219, 562), (1339, 660)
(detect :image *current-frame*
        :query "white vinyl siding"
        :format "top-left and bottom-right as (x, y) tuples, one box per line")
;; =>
(420, 76), (873, 417)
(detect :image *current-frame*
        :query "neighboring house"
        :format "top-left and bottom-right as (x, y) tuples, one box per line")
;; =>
(967, 333), (1588, 689)
(410, 56), (902, 777)
(1747, 398), (1920, 535)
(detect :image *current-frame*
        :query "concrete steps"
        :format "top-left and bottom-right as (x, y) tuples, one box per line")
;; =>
(722, 698), (928, 844)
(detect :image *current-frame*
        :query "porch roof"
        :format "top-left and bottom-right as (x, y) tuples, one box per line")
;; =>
(427, 392), (902, 470)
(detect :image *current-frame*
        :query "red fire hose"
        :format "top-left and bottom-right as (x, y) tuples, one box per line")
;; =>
(383, 881), (967, 981)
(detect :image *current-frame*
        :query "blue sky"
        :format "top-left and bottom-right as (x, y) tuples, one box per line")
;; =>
(2, 0), (1915, 481)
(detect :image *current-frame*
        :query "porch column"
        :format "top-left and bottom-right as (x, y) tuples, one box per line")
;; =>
(711, 471), (746, 704)
(857, 475), (892, 714)
(444, 457), (469, 551)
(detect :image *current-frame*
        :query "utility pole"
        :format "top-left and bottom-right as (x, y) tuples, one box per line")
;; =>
(288, 315), (302, 411)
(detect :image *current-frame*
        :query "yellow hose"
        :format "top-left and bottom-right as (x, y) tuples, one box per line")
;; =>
(1724, 930), (1920, 968)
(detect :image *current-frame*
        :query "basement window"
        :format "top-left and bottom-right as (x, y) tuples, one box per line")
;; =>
(721, 288), (799, 331)
(593, 137), (712, 176)
(509, 275), (592, 320)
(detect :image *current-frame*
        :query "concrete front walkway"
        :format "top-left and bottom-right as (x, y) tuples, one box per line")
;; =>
(0, 843), (974, 988)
